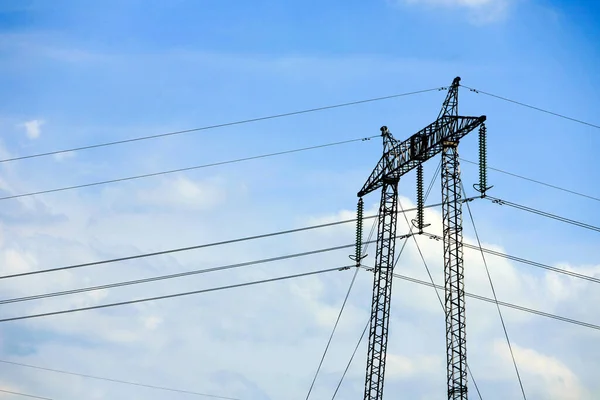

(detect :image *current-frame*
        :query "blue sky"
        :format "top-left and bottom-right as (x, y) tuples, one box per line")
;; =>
(0, 0), (599, 399)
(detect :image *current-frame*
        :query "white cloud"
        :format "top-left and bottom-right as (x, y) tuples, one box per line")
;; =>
(0, 192), (595, 399)
(19, 119), (44, 139)
(386, 353), (442, 379)
(0, 146), (596, 400)
(143, 315), (163, 330)
(493, 341), (590, 400)
(53, 151), (76, 162)
(132, 176), (229, 211)
(3, 248), (37, 274)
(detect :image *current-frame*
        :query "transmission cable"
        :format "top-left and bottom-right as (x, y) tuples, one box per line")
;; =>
(0, 88), (442, 164)
(486, 196), (600, 233)
(0, 242), (373, 305)
(304, 210), (379, 400)
(4, 198), (598, 306)
(12, 256), (597, 400)
(0, 267), (346, 323)
(461, 84), (600, 130)
(367, 268), (600, 331)
(460, 159), (600, 203)
(0, 389), (54, 400)
(0, 136), (378, 202)
(1, 199), (476, 280)
(2, 235), (420, 306)
(462, 185), (527, 399)
(350, 265), (600, 336)
(5, 273), (596, 400)
(463, 84), (600, 203)
(0, 360), (242, 400)
(422, 232), (600, 285)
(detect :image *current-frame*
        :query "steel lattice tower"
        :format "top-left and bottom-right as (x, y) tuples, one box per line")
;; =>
(363, 129), (400, 400)
(442, 140), (467, 399)
(357, 77), (485, 400)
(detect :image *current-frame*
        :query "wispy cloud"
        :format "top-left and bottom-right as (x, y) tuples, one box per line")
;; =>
(19, 119), (44, 140)
(493, 341), (589, 399)
(53, 151), (76, 162)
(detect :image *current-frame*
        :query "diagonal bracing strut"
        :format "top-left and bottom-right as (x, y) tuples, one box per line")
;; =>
(358, 77), (485, 400)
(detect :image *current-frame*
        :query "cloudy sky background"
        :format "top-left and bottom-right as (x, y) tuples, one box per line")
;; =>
(0, 0), (599, 399)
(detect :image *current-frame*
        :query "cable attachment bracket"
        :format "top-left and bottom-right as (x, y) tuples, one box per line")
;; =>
(348, 197), (368, 269)
(473, 123), (493, 197)
(411, 164), (430, 234)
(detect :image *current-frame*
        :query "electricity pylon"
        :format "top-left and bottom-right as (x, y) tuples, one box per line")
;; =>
(356, 77), (486, 400)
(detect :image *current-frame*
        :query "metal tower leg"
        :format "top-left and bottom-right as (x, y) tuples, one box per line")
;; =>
(441, 141), (468, 400)
(363, 178), (399, 400)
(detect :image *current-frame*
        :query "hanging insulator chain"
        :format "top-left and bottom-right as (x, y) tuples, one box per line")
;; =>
(348, 198), (367, 269)
(356, 197), (364, 264)
(412, 163), (430, 234)
(474, 123), (493, 197)
(479, 124), (487, 191)
(417, 164), (424, 232)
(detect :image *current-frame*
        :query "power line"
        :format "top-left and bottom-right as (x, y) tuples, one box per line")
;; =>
(460, 159), (600, 203)
(0, 240), (388, 305)
(0, 267), (346, 323)
(462, 186), (527, 399)
(461, 84), (600, 130)
(486, 196), (600, 233)
(0, 389), (53, 400)
(0, 136), (378, 202)
(5, 273), (595, 400)
(7, 272), (595, 400)
(1, 199), (474, 280)
(0, 88), (442, 164)
(424, 232), (600, 285)
(382, 269), (600, 331)
(5, 198), (598, 306)
(339, 257), (600, 399)
(0, 360), (241, 400)
(334, 240), (600, 399)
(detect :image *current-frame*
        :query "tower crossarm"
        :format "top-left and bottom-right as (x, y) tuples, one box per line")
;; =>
(357, 115), (486, 197)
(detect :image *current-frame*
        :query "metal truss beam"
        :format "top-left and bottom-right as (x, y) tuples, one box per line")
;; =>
(358, 116), (485, 197)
